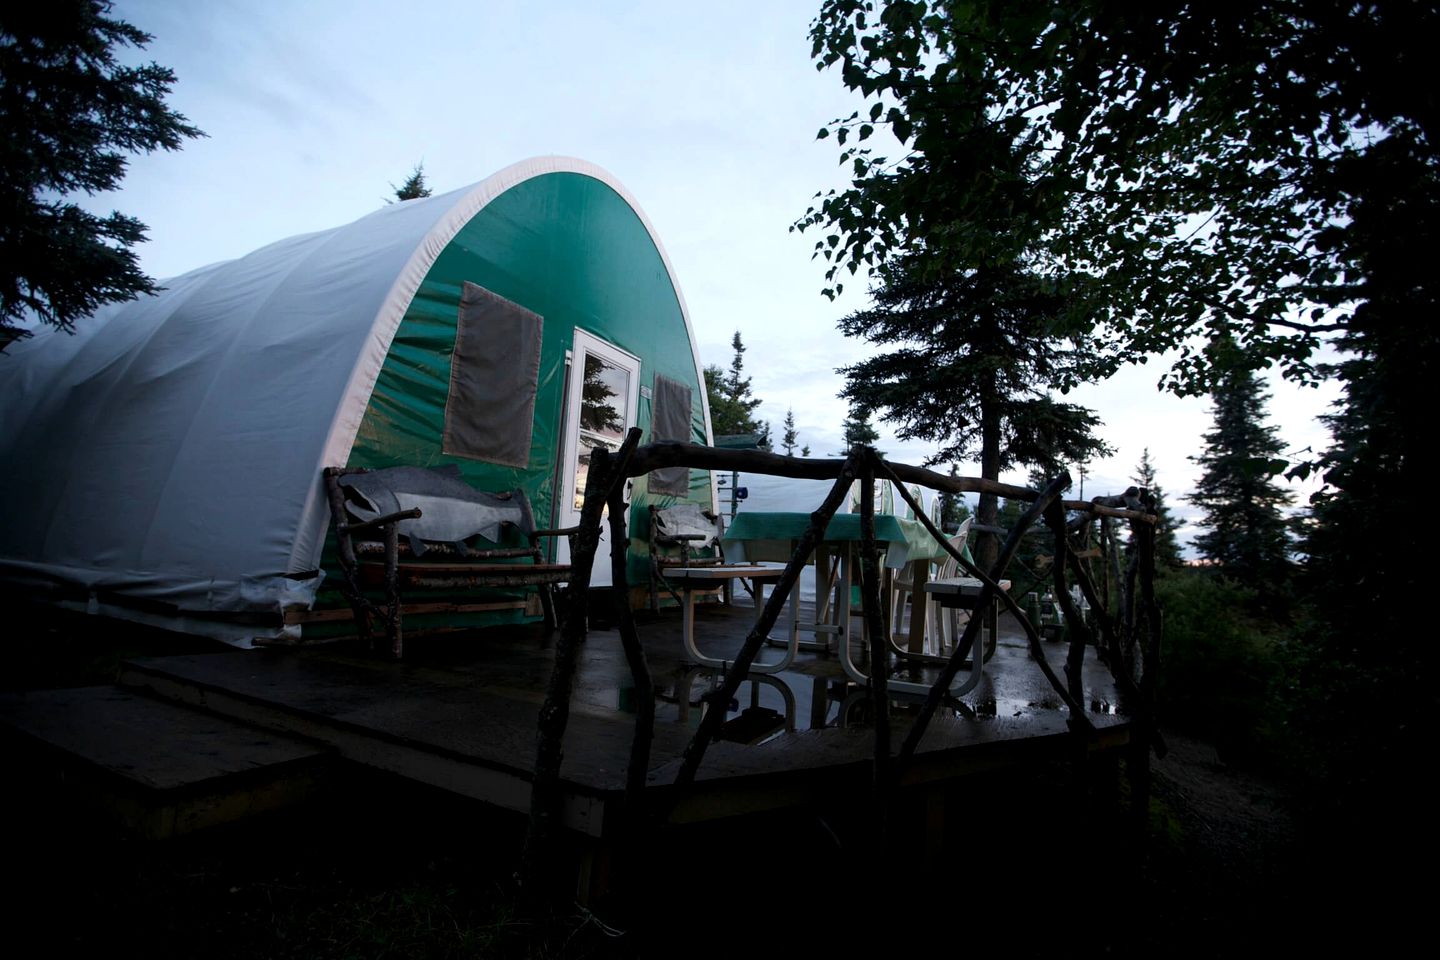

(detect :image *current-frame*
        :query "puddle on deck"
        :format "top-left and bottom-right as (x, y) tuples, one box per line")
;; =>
(608, 656), (1125, 749)
(439, 598), (1134, 750)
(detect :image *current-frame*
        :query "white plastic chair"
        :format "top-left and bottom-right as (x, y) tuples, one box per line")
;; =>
(891, 517), (972, 656)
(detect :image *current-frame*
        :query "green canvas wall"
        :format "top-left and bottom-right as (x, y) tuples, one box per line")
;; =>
(343, 171), (710, 612)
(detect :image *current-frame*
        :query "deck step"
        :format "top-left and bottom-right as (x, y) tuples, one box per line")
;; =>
(0, 685), (333, 839)
(114, 651), (633, 837)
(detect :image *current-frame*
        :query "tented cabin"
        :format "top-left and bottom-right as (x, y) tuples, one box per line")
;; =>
(0, 158), (715, 646)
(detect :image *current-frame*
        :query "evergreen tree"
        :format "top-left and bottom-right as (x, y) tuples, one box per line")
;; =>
(0, 1), (203, 343)
(837, 404), (879, 454)
(704, 331), (768, 447)
(839, 256), (1111, 572)
(703, 365), (744, 435)
(937, 465), (970, 533)
(781, 408), (799, 456)
(1300, 145), (1435, 656)
(389, 162), (432, 202)
(724, 331), (751, 403)
(1130, 448), (1182, 567)
(1282, 60), (1440, 845)
(1188, 357), (1293, 588)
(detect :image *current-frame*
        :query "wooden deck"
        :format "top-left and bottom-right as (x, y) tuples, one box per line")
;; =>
(105, 599), (1131, 838)
(0, 685), (333, 838)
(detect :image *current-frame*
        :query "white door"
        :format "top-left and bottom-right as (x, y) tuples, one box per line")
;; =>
(557, 330), (641, 586)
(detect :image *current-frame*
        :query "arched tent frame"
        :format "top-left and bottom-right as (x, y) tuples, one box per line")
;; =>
(297, 156), (717, 572)
(0, 158), (715, 644)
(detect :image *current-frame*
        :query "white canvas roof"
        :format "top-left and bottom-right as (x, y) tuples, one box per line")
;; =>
(0, 158), (702, 644)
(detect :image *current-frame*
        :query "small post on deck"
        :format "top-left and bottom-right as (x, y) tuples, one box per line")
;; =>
(520, 428), (641, 911)
(856, 452), (892, 855)
(1128, 494), (1162, 831)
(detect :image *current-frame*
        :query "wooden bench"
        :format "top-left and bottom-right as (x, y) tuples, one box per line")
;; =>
(323, 466), (575, 657)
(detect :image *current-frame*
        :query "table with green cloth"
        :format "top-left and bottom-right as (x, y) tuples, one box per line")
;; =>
(721, 512), (941, 567)
(721, 511), (948, 669)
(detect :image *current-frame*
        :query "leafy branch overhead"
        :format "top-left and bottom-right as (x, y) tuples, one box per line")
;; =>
(797, 0), (1434, 394)
(0, 1), (204, 341)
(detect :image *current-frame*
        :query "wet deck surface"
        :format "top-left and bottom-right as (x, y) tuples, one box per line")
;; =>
(115, 599), (1130, 830)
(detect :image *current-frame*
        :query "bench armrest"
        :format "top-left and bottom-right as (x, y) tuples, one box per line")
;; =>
(336, 507), (423, 537)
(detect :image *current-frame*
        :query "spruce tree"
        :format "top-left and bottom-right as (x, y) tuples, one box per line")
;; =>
(839, 256), (1111, 572)
(389, 162), (432, 202)
(1188, 360), (1293, 588)
(937, 465), (970, 533)
(703, 331), (768, 447)
(837, 404), (879, 454)
(1, 1), (203, 342)
(1130, 448), (1182, 567)
(781, 408), (799, 456)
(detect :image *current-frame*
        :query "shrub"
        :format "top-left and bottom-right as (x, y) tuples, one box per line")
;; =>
(1154, 568), (1286, 764)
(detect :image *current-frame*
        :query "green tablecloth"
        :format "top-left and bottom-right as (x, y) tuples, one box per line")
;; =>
(722, 511), (945, 568)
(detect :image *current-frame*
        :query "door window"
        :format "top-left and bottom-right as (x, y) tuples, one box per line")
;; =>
(558, 331), (641, 586)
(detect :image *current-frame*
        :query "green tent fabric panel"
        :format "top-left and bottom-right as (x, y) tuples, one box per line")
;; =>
(346, 171), (708, 605)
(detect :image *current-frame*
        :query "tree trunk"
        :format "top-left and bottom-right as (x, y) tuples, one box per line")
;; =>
(976, 386), (1002, 573)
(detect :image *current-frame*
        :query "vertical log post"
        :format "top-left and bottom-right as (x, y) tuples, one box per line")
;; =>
(1046, 498), (1098, 805)
(606, 478), (655, 810)
(856, 454), (892, 852)
(603, 464), (655, 922)
(1129, 495), (1163, 830)
(322, 468), (374, 646)
(1045, 498), (1094, 710)
(1120, 536), (1141, 680)
(519, 428), (641, 908)
(383, 520), (402, 658)
(1108, 517), (1130, 676)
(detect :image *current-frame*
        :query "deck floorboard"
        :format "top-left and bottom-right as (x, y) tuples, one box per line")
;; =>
(110, 600), (1128, 830)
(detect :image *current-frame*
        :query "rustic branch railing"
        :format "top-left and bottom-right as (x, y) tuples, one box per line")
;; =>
(519, 440), (1162, 911)
(626, 443), (1151, 521)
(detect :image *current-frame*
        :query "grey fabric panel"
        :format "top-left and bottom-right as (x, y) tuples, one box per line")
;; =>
(337, 466), (529, 555)
(649, 373), (692, 495)
(653, 502), (717, 547)
(442, 282), (542, 467)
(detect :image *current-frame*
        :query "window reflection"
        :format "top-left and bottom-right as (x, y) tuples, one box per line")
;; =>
(573, 352), (630, 511)
(580, 354), (626, 440)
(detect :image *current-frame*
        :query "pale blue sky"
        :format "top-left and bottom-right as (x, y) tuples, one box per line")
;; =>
(97, 0), (1338, 547)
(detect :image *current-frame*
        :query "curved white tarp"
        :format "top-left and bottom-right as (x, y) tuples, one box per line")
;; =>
(0, 158), (704, 644)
